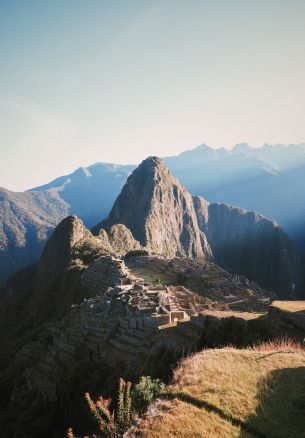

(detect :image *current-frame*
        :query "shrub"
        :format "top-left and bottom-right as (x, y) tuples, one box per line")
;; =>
(131, 376), (164, 413)
(241, 288), (254, 297)
(125, 249), (149, 259)
(67, 378), (132, 438)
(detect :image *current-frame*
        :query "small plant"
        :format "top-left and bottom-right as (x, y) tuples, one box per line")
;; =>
(241, 288), (254, 297)
(66, 428), (75, 438)
(131, 376), (165, 413)
(125, 249), (149, 259)
(116, 378), (132, 432)
(67, 378), (132, 438)
(84, 392), (116, 437)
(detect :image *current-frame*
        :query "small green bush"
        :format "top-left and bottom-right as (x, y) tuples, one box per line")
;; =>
(125, 249), (149, 259)
(131, 376), (164, 413)
(241, 288), (254, 297)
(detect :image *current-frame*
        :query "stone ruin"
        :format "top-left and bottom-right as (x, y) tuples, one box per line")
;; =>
(17, 255), (302, 407)
(20, 256), (207, 402)
(81, 255), (131, 294)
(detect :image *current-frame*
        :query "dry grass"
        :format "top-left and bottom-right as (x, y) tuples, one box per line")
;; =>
(271, 300), (305, 313)
(130, 341), (305, 437)
(250, 337), (305, 353)
(127, 398), (240, 438)
(203, 310), (264, 320)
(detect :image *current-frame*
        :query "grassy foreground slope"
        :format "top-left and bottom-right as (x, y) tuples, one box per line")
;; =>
(130, 343), (305, 438)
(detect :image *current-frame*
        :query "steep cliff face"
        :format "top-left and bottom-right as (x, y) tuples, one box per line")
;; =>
(193, 197), (303, 298)
(94, 157), (212, 260)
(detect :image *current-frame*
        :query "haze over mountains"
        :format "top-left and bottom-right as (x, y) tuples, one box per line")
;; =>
(165, 143), (305, 250)
(0, 143), (304, 284)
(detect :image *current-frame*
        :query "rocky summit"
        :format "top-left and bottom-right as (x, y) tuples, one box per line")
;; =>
(94, 157), (212, 260)
(94, 157), (303, 298)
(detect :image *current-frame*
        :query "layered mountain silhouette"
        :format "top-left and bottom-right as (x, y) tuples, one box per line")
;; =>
(164, 143), (305, 250)
(0, 143), (305, 284)
(0, 163), (134, 283)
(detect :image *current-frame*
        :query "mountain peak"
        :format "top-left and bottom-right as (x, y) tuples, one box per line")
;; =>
(35, 215), (91, 287)
(232, 143), (251, 153)
(137, 156), (169, 175)
(93, 157), (212, 259)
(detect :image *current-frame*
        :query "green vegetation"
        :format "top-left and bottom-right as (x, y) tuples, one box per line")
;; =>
(68, 376), (164, 437)
(125, 249), (149, 259)
(241, 288), (254, 298)
(131, 376), (165, 413)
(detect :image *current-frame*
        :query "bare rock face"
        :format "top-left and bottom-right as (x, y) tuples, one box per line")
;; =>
(94, 224), (142, 255)
(107, 224), (142, 254)
(94, 157), (212, 260)
(193, 196), (303, 298)
(96, 228), (113, 252)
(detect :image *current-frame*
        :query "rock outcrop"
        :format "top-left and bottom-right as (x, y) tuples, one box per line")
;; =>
(107, 223), (142, 254)
(93, 157), (212, 260)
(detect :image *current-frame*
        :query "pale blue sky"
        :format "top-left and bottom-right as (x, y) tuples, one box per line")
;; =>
(1, 0), (305, 190)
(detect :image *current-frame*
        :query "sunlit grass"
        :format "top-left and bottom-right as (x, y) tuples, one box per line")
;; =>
(130, 341), (305, 437)
(271, 300), (305, 313)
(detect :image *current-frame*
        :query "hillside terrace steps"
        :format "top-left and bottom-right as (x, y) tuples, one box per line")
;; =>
(107, 336), (142, 356)
(81, 256), (133, 295)
(22, 259), (213, 401)
(112, 328), (152, 351)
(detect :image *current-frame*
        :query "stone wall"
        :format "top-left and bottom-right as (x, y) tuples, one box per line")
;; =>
(81, 256), (130, 294)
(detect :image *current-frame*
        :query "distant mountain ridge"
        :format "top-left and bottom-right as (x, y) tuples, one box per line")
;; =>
(0, 163), (134, 283)
(31, 162), (135, 228)
(164, 143), (305, 249)
(0, 143), (304, 284)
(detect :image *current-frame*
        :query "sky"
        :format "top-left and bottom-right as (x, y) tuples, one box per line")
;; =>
(0, 0), (305, 191)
